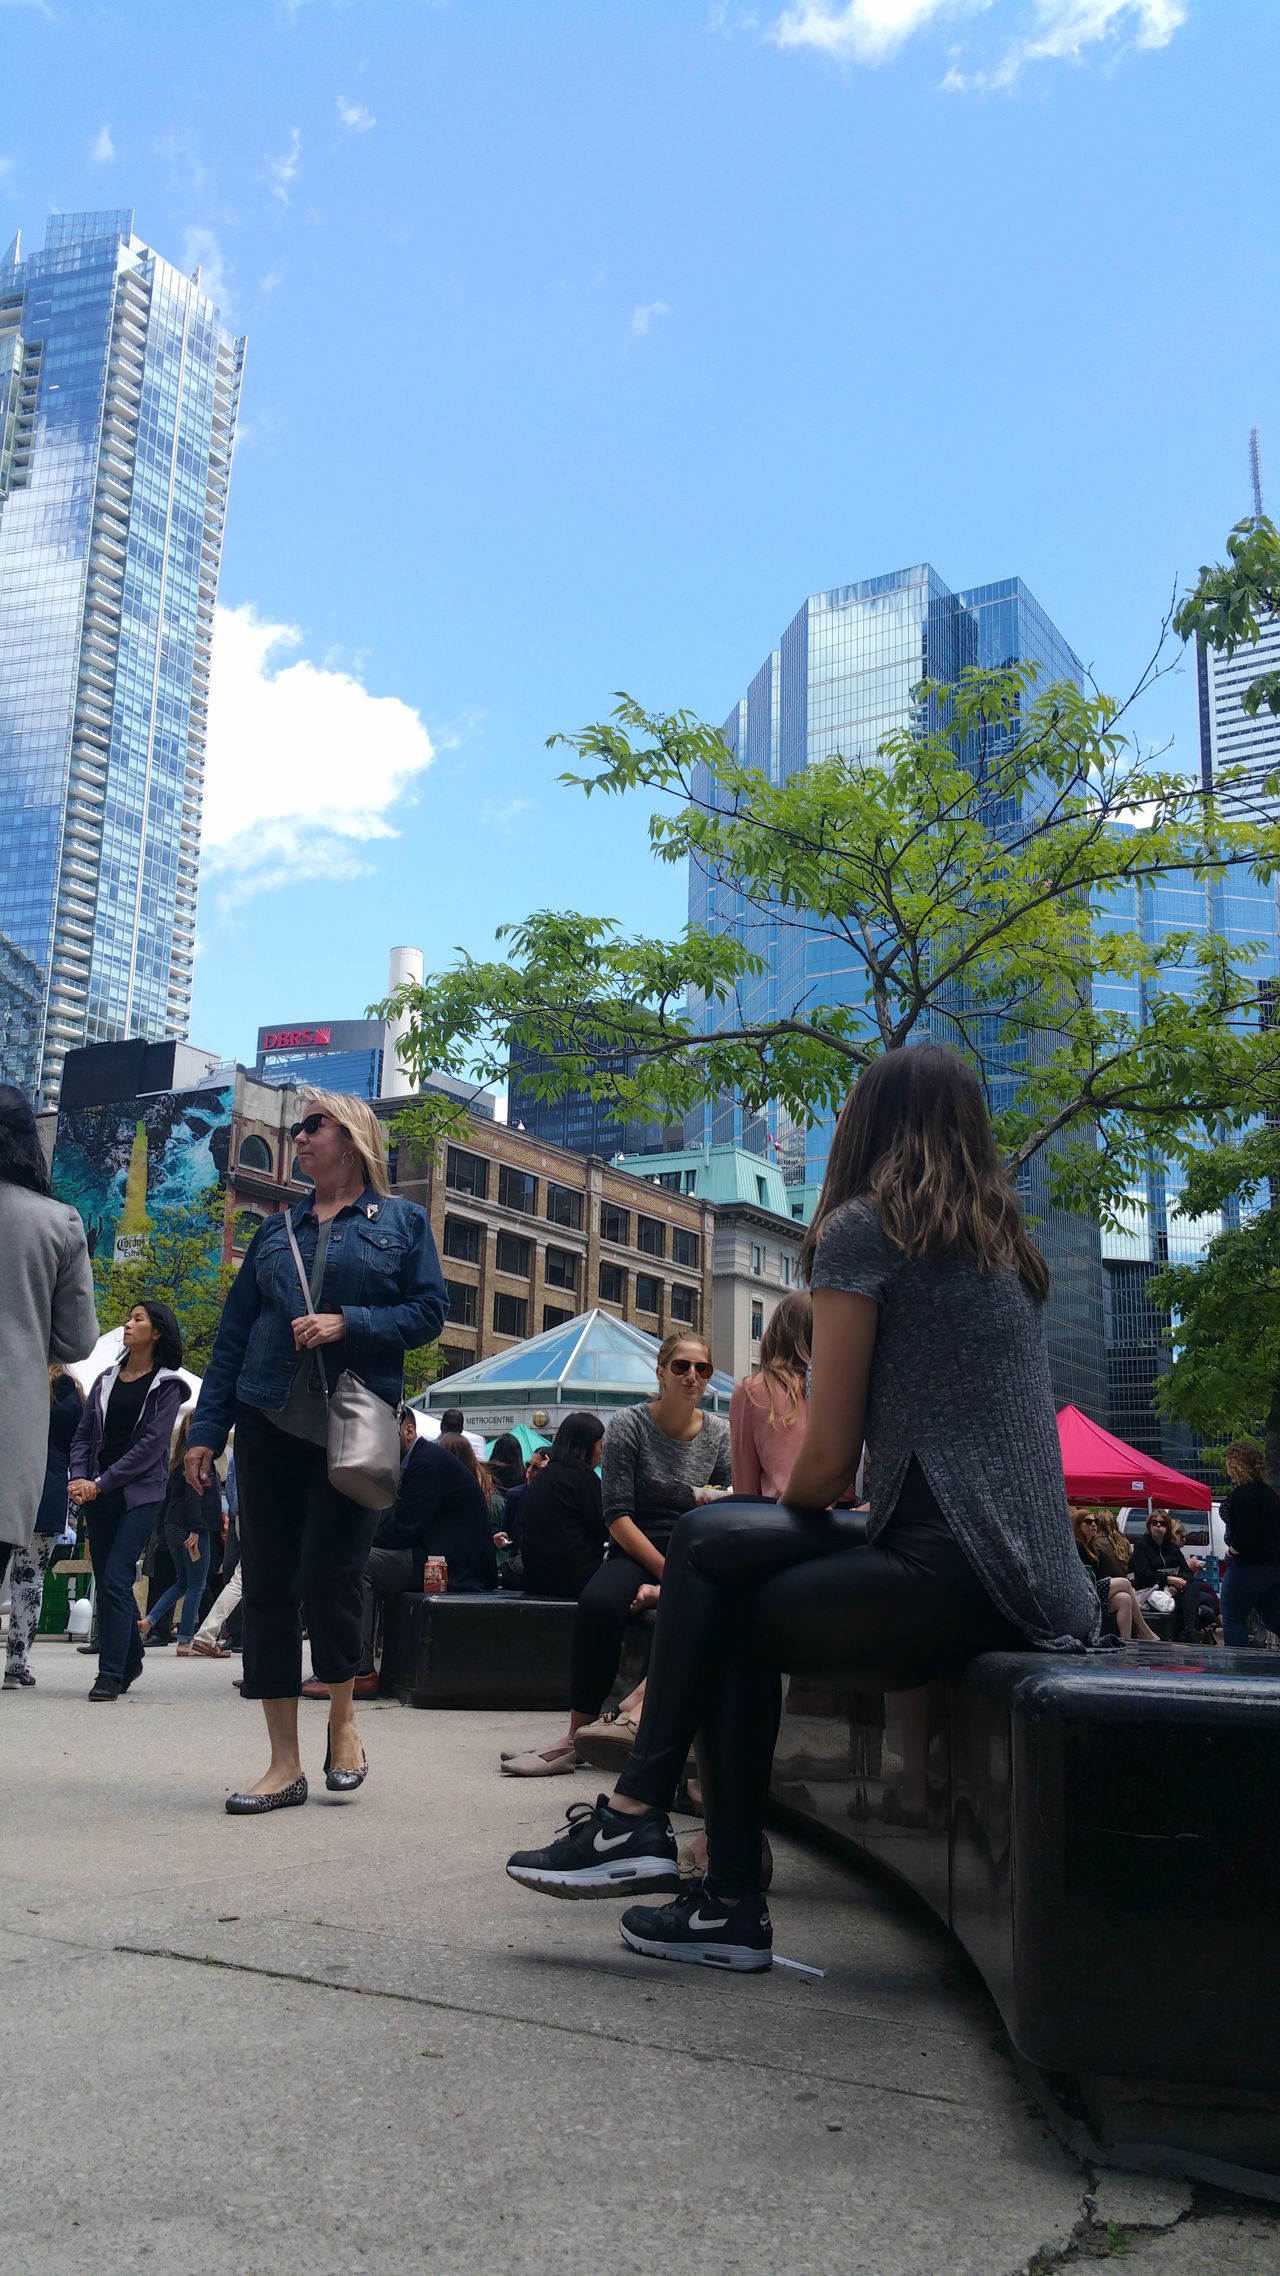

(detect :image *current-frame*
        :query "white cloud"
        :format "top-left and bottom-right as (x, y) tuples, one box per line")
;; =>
(0, 154), (17, 193)
(265, 126), (302, 203)
(771, 0), (980, 63)
(258, 266), (284, 295)
(627, 299), (672, 345)
(770, 0), (1186, 77)
(479, 797), (533, 828)
(89, 124), (116, 164)
(337, 95), (377, 132)
(202, 604), (435, 908)
(180, 227), (234, 316)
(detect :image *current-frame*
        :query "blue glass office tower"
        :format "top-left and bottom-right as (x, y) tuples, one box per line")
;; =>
(0, 213), (245, 1106)
(682, 563), (1106, 1413)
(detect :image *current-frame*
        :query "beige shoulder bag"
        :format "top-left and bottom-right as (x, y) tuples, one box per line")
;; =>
(284, 1212), (401, 1511)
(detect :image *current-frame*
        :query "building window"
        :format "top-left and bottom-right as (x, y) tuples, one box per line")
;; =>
(546, 1183), (583, 1230)
(440, 1345), (472, 1377)
(791, 1202), (805, 1220)
(599, 1261), (626, 1306)
(386, 1144), (399, 1187)
(600, 1202), (630, 1246)
(672, 1226), (699, 1269)
(493, 1292), (528, 1338)
(237, 1134), (272, 1173)
(543, 1304), (574, 1332)
(653, 1170), (682, 1193)
(670, 1285), (696, 1325)
(637, 1215), (665, 1258)
(445, 1279), (477, 1328)
(232, 1207), (264, 1251)
(636, 1273), (662, 1315)
(756, 1176), (768, 1206)
(446, 1145), (489, 1200)
(443, 1215), (482, 1264)
(545, 1246), (578, 1292)
(751, 1243), (764, 1276)
(781, 1254), (793, 1288)
(290, 1156), (312, 1187)
(498, 1165), (537, 1214)
(751, 1300), (764, 1342)
(495, 1230), (532, 1276)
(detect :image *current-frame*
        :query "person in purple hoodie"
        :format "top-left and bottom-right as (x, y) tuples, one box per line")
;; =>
(69, 1302), (187, 1701)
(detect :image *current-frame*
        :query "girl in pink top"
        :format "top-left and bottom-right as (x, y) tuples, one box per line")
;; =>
(729, 1293), (813, 1501)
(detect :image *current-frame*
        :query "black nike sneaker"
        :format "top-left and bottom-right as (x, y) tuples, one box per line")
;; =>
(506, 1796), (682, 1899)
(619, 1883), (773, 1971)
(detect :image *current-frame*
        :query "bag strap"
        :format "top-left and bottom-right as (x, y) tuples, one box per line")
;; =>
(283, 1211), (329, 1405)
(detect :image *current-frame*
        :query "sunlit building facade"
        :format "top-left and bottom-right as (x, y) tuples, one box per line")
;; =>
(0, 211), (245, 1106)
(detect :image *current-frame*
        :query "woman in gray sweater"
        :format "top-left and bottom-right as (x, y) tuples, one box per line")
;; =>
(507, 1047), (1100, 1969)
(500, 1333), (730, 1775)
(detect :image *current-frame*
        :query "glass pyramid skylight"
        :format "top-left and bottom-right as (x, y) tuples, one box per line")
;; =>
(422, 1308), (734, 1412)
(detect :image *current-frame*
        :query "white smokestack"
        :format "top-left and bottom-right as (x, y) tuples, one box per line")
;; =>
(382, 944), (424, 1099)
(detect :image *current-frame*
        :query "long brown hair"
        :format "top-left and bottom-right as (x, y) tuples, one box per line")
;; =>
(438, 1430), (494, 1498)
(798, 1047), (1050, 1300)
(753, 1292), (812, 1426)
(48, 1362), (84, 1410)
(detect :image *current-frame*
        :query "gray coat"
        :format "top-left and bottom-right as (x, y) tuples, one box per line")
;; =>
(0, 1184), (99, 1551)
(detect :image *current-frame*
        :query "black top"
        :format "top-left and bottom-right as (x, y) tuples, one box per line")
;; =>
(1130, 1534), (1192, 1590)
(1223, 1480), (1280, 1564)
(521, 1460), (607, 1602)
(36, 1376), (82, 1536)
(99, 1368), (157, 1473)
(374, 1439), (498, 1592)
(160, 1465), (223, 1536)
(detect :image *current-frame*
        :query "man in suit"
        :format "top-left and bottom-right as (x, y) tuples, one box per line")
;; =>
(305, 1408), (498, 1698)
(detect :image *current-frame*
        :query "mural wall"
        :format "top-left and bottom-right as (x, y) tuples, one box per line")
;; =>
(52, 1084), (234, 1264)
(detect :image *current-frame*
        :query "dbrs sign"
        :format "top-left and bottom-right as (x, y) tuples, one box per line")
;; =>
(260, 1026), (333, 1049)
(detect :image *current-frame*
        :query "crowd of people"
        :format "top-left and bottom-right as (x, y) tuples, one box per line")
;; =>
(7, 1057), (1280, 1979)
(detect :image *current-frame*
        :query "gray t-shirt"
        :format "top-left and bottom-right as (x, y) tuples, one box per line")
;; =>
(601, 1403), (732, 1551)
(809, 1200), (1100, 1652)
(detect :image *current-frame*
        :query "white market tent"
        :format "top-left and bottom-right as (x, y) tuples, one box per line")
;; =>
(411, 1308), (734, 1434)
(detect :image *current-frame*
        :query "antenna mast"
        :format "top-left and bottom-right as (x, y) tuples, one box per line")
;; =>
(1250, 426), (1264, 521)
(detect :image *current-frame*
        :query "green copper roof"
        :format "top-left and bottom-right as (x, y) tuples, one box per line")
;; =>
(420, 1307), (734, 1412)
(613, 1142), (793, 1215)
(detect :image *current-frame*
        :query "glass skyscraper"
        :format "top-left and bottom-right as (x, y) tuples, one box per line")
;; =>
(0, 211), (245, 1106)
(680, 563), (1105, 1413)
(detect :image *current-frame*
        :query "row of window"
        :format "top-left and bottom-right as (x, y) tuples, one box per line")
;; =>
(445, 1269), (698, 1336)
(445, 1146), (700, 1265)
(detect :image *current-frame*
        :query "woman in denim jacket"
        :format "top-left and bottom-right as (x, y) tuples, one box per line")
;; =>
(187, 1091), (446, 1815)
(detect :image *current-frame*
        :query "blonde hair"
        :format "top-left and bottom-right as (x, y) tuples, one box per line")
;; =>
(753, 1292), (812, 1427)
(301, 1089), (391, 1196)
(1095, 1509), (1132, 1569)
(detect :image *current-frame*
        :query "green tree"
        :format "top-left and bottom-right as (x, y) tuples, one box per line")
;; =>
(375, 661), (1280, 1222)
(91, 1182), (235, 1376)
(402, 1341), (446, 1399)
(1150, 1126), (1280, 1480)
(1175, 515), (1280, 725)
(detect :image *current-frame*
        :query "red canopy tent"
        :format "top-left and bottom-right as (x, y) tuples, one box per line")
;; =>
(1055, 1405), (1212, 1510)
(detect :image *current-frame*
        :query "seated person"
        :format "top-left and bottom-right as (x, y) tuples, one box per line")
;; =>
(1130, 1508), (1209, 1638)
(520, 1413), (606, 1600)
(1071, 1507), (1161, 1642)
(338, 1408), (498, 1696)
(502, 1449), (550, 1558)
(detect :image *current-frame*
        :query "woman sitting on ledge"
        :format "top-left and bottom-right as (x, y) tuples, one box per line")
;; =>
(505, 1045), (1101, 1972)
(1071, 1508), (1162, 1642)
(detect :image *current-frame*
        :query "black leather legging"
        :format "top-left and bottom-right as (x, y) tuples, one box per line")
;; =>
(615, 1461), (1021, 1891)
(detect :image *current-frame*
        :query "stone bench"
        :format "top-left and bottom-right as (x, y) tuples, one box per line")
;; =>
(769, 1643), (1280, 2190)
(381, 1590), (651, 1711)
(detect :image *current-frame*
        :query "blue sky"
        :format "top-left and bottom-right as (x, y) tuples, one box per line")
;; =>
(4, 0), (1277, 1069)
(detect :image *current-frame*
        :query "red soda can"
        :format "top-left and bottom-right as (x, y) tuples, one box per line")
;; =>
(423, 1556), (448, 1596)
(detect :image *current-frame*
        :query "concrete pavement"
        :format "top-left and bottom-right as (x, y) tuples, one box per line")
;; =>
(1, 1635), (1273, 2274)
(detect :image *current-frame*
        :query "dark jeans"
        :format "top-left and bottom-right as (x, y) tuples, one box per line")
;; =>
(570, 1550), (653, 1718)
(87, 1496), (161, 1684)
(615, 1463), (1022, 1891)
(145, 1524), (214, 1643)
(234, 1404), (378, 1699)
(1221, 1560), (1280, 1646)
(359, 1544), (417, 1677)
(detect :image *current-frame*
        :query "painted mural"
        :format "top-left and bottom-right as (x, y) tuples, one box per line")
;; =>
(53, 1086), (234, 1263)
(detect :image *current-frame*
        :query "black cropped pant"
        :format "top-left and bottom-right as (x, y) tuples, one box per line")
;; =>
(234, 1403), (378, 1699)
(569, 1551), (654, 1719)
(615, 1462), (1021, 1891)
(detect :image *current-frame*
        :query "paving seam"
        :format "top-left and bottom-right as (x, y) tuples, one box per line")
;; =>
(114, 1938), (999, 2114)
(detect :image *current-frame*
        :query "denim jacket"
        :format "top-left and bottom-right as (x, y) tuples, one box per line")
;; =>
(191, 1189), (447, 1457)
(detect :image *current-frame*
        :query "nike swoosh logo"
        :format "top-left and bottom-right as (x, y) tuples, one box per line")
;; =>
(593, 1828), (638, 1853)
(688, 1908), (729, 1929)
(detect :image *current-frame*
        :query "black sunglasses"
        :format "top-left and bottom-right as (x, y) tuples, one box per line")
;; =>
(669, 1357), (713, 1380)
(290, 1112), (329, 1140)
